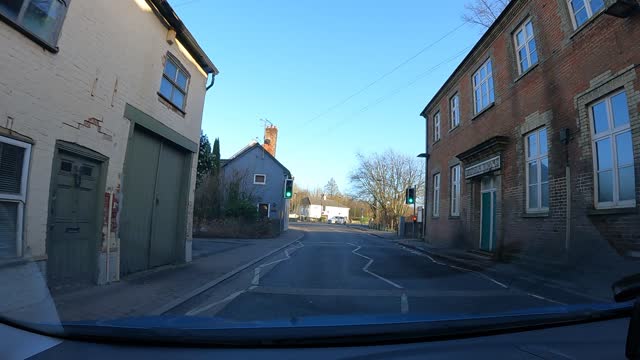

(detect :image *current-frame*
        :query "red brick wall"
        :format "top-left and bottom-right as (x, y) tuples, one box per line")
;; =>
(424, 0), (640, 262)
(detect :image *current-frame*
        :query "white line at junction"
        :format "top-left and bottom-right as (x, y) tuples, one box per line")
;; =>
(349, 243), (403, 289)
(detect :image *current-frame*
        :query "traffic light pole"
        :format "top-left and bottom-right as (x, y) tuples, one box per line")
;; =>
(412, 196), (416, 239)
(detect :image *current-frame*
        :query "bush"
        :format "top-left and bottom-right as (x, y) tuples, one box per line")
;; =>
(195, 218), (280, 238)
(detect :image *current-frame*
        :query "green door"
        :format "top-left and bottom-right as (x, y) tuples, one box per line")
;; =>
(480, 191), (496, 251)
(149, 142), (184, 268)
(120, 126), (187, 276)
(48, 151), (101, 286)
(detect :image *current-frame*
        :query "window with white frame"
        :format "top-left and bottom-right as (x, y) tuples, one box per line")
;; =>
(567, 0), (604, 28)
(159, 54), (190, 111)
(590, 91), (636, 208)
(450, 165), (461, 216)
(0, 136), (31, 259)
(525, 128), (549, 212)
(433, 112), (441, 142)
(432, 173), (440, 217)
(0, 0), (70, 46)
(450, 94), (460, 128)
(254, 174), (266, 185)
(514, 19), (538, 74)
(473, 59), (495, 114)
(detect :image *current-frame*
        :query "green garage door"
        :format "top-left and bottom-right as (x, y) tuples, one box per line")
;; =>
(120, 126), (187, 276)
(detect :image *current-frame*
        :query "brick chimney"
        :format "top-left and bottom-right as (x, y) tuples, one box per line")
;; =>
(263, 125), (278, 157)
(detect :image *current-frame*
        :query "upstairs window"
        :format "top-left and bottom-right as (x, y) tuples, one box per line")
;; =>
(450, 94), (460, 128)
(159, 54), (190, 111)
(514, 19), (538, 74)
(254, 174), (266, 185)
(0, 0), (70, 46)
(473, 59), (495, 114)
(567, 0), (604, 28)
(433, 112), (441, 142)
(590, 91), (636, 208)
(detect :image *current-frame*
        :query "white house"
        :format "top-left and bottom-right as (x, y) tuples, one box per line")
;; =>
(300, 197), (349, 221)
(0, 0), (218, 287)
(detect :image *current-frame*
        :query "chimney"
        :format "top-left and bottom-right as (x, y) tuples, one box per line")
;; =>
(263, 125), (278, 157)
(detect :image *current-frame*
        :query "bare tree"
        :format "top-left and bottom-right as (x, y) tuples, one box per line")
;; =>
(349, 150), (424, 229)
(324, 177), (340, 197)
(461, 0), (510, 28)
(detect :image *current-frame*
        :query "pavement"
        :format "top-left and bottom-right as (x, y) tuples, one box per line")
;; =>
(165, 223), (601, 322)
(51, 230), (304, 321)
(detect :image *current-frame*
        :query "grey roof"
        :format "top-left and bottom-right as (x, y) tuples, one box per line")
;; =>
(302, 197), (349, 208)
(221, 142), (291, 176)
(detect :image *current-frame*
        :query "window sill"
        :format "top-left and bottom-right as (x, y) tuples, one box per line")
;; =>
(588, 207), (637, 216)
(521, 211), (549, 218)
(0, 12), (59, 53)
(448, 125), (461, 133)
(157, 92), (186, 116)
(569, 10), (605, 40)
(431, 215), (440, 219)
(448, 215), (460, 219)
(471, 102), (495, 121)
(514, 63), (539, 83)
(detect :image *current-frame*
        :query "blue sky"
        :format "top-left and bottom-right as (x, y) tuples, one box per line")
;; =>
(168, 0), (485, 191)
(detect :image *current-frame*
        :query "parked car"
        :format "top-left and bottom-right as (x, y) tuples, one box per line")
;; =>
(333, 216), (347, 224)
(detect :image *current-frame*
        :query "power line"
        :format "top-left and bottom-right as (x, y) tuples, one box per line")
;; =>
(324, 45), (473, 134)
(303, 21), (469, 126)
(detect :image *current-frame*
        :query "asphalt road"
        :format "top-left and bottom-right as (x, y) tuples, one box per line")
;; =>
(168, 223), (556, 322)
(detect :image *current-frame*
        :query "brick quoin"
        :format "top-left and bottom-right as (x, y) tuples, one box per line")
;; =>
(421, 0), (640, 265)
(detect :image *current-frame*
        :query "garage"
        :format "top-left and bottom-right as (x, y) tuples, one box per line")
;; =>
(120, 105), (194, 276)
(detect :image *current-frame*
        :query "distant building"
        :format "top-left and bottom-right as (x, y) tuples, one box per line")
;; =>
(221, 132), (292, 230)
(420, 0), (640, 267)
(0, 0), (218, 285)
(300, 197), (350, 221)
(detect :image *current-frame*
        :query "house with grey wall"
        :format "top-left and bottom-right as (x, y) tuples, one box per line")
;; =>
(221, 140), (292, 231)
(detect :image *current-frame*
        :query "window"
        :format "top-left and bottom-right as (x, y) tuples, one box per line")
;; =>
(590, 91), (636, 208)
(0, 0), (69, 46)
(473, 59), (495, 114)
(432, 173), (440, 217)
(159, 54), (190, 111)
(514, 19), (538, 74)
(450, 94), (460, 128)
(0, 136), (31, 259)
(257, 203), (270, 218)
(433, 112), (441, 142)
(450, 165), (461, 216)
(254, 174), (266, 184)
(526, 128), (549, 212)
(567, 0), (604, 28)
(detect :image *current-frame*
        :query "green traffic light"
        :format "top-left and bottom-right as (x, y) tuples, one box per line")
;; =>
(286, 192), (292, 197)
(408, 198), (414, 204)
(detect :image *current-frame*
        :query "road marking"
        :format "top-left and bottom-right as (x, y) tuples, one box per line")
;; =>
(527, 292), (567, 305)
(351, 245), (403, 289)
(251, 241), (305, 285)
(251, 267), (260, 285)
(401, 293), (409, 314)
(186, 289), (246, 316)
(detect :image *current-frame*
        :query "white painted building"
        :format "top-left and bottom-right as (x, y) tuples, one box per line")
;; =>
(0, 0), (218, 286)
(300, 197), (350, 221)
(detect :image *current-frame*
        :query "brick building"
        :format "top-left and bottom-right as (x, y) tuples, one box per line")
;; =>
(0, 0), (218, 286)
(420, 0), (640, 267)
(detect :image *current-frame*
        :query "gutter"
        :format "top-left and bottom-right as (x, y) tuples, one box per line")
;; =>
(146, 0), (219, 76)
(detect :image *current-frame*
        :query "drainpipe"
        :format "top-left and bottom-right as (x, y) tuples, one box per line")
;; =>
(205, 74), (216, 91)
(105, 190), (114, 284)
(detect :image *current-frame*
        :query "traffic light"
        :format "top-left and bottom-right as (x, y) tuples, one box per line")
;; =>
(284, 178), (293, 199)
(406, 187), (415, 204)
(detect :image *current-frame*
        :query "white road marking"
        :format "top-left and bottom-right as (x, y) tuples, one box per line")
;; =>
(399, 244), (508, 289)
(527, 292), (567, 305)
(186, 289), (246, 316)
(401, 293), (409, 314)
(351, 245), (403, 289)
(251, 267), (261, 285)
(251, 241), (305, 285)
